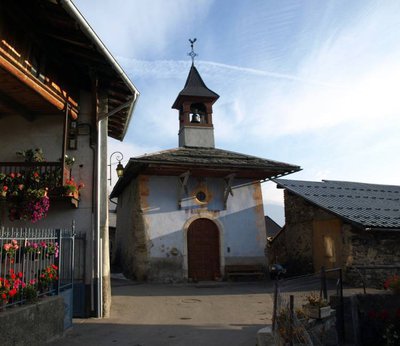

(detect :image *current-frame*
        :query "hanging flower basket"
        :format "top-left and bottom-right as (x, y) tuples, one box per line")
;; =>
(0, 148), (84, 220)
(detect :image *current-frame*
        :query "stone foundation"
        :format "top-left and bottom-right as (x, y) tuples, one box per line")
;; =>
(0, 296), (64, 346)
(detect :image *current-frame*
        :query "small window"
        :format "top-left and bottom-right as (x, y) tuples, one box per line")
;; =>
(195, 191), (207, 203)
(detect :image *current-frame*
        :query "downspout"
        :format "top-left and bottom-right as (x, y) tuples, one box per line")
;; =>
(96, 117), (103, 317)
(62, 104), (69, 184)
(58, 0), (139, 317)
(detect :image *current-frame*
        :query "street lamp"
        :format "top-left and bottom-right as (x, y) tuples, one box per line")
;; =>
(108, 151), (124, 186)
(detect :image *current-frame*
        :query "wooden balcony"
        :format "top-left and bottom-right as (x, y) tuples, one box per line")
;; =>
(0, 162), (70, 187)
(0, 39), (78, 120)
(0, 162), (79, 208)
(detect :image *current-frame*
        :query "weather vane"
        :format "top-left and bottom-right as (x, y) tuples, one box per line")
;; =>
(188, 38), (197, 65)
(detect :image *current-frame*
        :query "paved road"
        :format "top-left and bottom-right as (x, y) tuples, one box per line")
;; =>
(51, 278), (274, 346)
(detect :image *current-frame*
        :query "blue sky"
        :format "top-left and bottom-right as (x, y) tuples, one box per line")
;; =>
(74, 0), (400, 225)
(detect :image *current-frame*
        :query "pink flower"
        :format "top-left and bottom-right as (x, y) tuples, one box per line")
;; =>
(3, 244), (11, 251)
(3, 186), (8, 191)
(9, 172), (15, 178)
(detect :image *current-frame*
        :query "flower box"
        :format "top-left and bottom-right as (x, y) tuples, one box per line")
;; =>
(303, 304), (331, 319)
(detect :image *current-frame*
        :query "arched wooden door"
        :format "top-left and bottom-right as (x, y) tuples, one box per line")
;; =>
(187, 218), (220, 281)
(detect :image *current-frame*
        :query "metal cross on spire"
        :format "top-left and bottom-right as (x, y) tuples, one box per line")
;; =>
(188, 38), (198, 65)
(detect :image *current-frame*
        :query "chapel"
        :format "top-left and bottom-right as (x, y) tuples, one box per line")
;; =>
(111, 46), (300, 281)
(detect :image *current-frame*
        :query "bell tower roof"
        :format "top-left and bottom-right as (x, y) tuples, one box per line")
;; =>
(172, 65), (219, 109)
(173, 39), (219, 148)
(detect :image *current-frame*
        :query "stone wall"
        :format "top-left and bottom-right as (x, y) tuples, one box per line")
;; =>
(344, 229), (400, 287)
(337, 293), (400, 345)
(0, 296), (64, 346)
(116, 176), (149, 281)
(270, 191), (314, 275)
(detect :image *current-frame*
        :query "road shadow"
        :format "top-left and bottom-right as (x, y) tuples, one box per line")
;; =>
(50, 322), (266, 346)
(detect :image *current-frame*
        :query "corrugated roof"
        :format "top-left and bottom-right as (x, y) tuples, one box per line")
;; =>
(110, 147), (300, 198)
(275, 179), (400, 230)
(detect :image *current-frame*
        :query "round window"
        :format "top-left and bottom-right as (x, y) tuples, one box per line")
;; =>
(195, 191), (207, 203)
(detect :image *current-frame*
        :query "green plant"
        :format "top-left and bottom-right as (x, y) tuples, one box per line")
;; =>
(22, 284), (38, 303)
(16, 148), (45, 162)
(45, 242), (59, 258)
(62, 154), (75, 168)
(0, 269), (24, 302)
(64, 177), (84, 196)
(39, 264), (58, 291)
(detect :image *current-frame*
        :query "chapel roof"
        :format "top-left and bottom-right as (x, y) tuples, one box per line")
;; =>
(172, 65), (219, 109)
(275, 179), (400, 231)
(110, 147), (300, 198)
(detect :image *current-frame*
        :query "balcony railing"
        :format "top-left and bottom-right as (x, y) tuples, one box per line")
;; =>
(0, 162), (70, 189)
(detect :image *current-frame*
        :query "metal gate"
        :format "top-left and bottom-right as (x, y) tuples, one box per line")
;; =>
(58, 228), (75, 329)
(72, 232), (87, 317)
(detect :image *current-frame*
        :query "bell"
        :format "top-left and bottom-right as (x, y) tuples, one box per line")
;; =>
(191, 113), (201, 123)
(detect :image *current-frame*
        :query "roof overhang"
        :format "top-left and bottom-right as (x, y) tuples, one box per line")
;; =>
(0, 43), (78, 120)
(1, 0), (139, 140)
(58, 0), (139, 140)
(110, 159), (299, 199)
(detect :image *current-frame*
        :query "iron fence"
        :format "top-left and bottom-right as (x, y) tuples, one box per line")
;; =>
(0, 226), (74, 311)
(272, 267), (345, 346)
(350, 265), (400, 293)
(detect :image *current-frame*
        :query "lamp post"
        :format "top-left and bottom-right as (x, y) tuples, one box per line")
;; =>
(108, 151), (124, 186)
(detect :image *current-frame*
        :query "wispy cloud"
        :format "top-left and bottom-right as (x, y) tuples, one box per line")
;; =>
(73, 0), (214, 58)
(74, 0), (400, 221)
(118, 57), (342, 88)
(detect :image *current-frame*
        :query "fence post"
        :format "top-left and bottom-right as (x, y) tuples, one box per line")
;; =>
(289, 295), (294, 346)
(338, 268), (345, 344)
(55, 229), (61, 295)
(321, 266), (328, 300)
(272, 280), (278, 332)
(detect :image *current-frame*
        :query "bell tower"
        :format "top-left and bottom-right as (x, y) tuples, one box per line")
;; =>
(172, 39), (219, 148)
